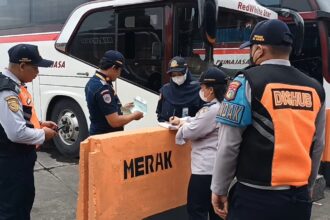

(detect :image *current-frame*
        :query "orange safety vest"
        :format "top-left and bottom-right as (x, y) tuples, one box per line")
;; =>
(236, 64), (325, 187)
(18, 85), (40, 129)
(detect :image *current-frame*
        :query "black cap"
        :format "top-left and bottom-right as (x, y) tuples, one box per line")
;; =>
(100, 50), (128, 71)
(240, 19), (293, 49)
(199, 67), (228, 85)
(167, 56), (188, 74)
(8, 44), (54, 67)
(101, 50), (125, 66)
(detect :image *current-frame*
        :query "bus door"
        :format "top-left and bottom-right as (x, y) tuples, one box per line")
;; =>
(116, 6), (165, 93)
(65, 3), (166, 95)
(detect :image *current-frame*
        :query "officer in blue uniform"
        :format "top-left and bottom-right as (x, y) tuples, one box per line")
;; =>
(156, 56), (203, 122)
(211, 20), (325, 220)
(85, 50), (143, 135)
(0, 44), (58, 220)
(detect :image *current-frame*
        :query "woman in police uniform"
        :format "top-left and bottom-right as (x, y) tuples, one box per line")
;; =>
(170, 67), (228, 220)
(156, 56), (203, 122)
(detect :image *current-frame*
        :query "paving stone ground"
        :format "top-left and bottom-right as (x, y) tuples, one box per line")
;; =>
(32, 147), (330, 220)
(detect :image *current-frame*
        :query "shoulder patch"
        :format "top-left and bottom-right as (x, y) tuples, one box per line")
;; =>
(5, 96), (20, 112)
(100, 89), (110, 95)
(195, 106), (209, 118)
(199, 106), (209, 114)
(102, 93), (112, 104)
(224, 80), (242, 101)
(217, 102), (245, 125)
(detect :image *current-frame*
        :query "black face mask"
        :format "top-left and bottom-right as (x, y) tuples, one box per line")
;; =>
(248, 52), (255, 66)
(248, 46), (262, 66)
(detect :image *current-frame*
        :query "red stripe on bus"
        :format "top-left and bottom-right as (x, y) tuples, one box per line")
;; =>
(0, 33), (59, 43)
(194, 49), (250, 55)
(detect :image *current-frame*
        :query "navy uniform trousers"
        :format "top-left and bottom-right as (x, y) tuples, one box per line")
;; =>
(0, 150), (36, 220)
(227, 182), (312, 220)
(187, 174), (223, 220)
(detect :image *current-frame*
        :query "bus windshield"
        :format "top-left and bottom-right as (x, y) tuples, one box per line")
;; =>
(178, 6), (265, 79)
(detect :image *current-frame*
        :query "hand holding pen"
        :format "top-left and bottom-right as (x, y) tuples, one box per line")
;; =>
(169, 116), (180, 125)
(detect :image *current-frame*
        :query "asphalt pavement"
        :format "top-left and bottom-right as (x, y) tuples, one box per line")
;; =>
(32, 146), (330, 220)
(32, 146), (78, 220)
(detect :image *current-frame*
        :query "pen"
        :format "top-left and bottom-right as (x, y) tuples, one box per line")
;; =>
(56, 125), (66, 131)
(171, 109), (176, 120)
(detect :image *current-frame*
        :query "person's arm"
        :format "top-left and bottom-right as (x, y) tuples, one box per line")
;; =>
(308, 102), (326, 193)
(211, 124), (244, 219)
(211, 75), (251, 219)
(95, 87), (143, 128)
(211, 125), (245, 195)
(0, 90), (45, 145)
(105, 111), (143, 128)
(156, 93), (166, 122)
(176, 105), (217, 142)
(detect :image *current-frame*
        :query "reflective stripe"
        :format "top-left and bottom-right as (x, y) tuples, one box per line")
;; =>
(252, 111), (274, 130)
(252, 121), (274, 143)
(240, 182), (291, 190)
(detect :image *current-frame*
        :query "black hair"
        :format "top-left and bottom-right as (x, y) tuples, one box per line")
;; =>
(204, 83), (228, 102)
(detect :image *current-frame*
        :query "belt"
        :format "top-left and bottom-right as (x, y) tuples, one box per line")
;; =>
(239, 182), (306, 190)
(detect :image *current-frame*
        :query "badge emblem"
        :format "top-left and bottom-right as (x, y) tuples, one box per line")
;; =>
(5, 96), (20, 112)
(103, 94), (111, 103)
(225, 81), (242, 101)
(170, 60), (179, 68)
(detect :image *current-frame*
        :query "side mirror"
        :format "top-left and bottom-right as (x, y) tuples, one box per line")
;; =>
(198, 0), (217, 63)
(198, 0), (217, 46)
(272, 8), (305, 56)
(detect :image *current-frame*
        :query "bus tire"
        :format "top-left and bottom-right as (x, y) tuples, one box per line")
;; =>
(50, 98), (88, 157)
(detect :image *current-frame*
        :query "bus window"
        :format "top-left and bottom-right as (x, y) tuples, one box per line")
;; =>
(216, 8), (262, 46)
(0, 0), (88, 30)
(68, 10), (116, 66)
(213, 9), (263, 70)
(289, 22), (323, 84)
(117, 7), (164, 93)
(256, 0), (312, 11)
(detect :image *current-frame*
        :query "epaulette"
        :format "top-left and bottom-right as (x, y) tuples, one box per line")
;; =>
(203, 102), (216, 107)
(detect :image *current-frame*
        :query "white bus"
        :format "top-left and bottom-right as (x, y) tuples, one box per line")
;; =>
(0, 0), (277, 156)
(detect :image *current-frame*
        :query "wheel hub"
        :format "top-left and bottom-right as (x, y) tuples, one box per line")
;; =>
(57, 111), (79, 145)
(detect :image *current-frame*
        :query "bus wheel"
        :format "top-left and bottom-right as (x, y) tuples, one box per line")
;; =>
(50, 98), (88, 157)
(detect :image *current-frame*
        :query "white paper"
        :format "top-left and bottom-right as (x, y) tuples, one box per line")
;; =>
(131, 96), (147, 115)
(158, 122), (180, 130)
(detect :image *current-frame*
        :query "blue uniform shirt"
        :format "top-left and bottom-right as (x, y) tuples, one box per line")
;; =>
(85, 72), (123, 135)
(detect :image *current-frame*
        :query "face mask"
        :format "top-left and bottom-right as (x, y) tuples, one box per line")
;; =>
(199, 90), (209, 102)
(172, 74), (187, 86)
(248, 52), (255, 66)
